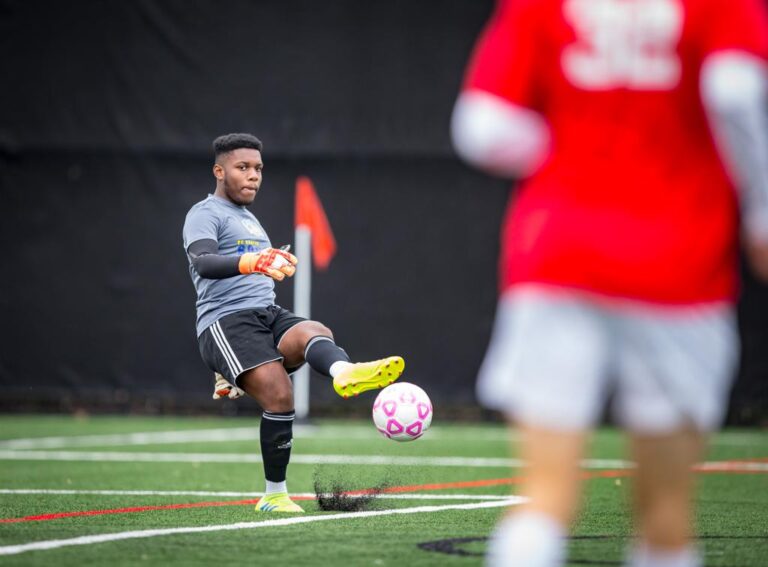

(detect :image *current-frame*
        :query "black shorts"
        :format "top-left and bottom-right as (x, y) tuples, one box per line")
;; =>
(198, 306), (307, 385)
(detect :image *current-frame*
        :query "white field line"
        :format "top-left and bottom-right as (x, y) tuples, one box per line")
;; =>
(0, 450), (764, 471)
(3, 426), (763, 450)
(0, 449), (632, 469)
(0, 497), (525, 557)
(0, 427), (265, 449)
(694, 461), (768, 472)
(0, 426), (513, 450)
(0, 489), (510, 501)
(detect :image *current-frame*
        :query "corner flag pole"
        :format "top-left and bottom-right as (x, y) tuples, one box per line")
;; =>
(292, 225), (312, 420)
(293, 177), (337, 420)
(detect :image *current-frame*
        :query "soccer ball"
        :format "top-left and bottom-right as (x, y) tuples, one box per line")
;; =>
(372, 382), (433, 442)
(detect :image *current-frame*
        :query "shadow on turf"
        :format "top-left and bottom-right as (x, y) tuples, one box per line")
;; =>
(312, 469), (392, 512)
(417, 535), (768, 565)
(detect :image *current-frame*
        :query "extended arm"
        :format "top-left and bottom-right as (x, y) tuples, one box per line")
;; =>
(188, 239), (240, 278)
(701, 50), (768, 279)
(188, 239), (298, 281)
(451, 90), (551, 178)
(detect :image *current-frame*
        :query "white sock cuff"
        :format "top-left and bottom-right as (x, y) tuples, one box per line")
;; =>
(265, 480), (287, 495)
(262, 410), (295, 422)
(627, 543), (701, 567)
(499, 510), (567, 538)
(487, 511), (567, 567)
(329, 360), (353, 378)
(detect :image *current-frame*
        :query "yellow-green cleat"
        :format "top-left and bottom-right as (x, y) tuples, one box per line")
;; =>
(255, 492), (305, 513)
(333, 356), (405, 399)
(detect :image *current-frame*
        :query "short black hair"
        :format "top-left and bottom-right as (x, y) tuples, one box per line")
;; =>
(213, 133), (263, 160)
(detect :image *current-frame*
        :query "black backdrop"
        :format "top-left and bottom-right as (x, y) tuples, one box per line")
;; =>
(1, 0), (767, 422)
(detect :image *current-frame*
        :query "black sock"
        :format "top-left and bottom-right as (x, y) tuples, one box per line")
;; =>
(260, 410), (294, 483)
(303, 336), (350, 376)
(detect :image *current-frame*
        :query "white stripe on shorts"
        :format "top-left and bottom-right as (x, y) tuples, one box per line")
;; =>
(210, 321), (243, 377)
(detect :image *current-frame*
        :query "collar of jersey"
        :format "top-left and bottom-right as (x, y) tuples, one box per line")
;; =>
(209, 193), (247, 211)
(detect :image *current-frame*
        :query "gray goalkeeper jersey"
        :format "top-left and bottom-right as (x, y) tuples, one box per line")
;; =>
(183, 194), (276, 336)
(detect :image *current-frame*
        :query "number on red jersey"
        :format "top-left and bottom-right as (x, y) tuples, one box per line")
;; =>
(561, 0), (683, 90)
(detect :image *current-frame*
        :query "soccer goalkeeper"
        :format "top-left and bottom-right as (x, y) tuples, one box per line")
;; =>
(182, 133), (404, 513)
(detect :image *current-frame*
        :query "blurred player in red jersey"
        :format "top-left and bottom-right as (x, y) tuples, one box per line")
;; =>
(452, 0), (768, 565)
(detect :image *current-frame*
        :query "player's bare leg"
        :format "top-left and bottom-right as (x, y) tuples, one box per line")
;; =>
(277, 320), (404, 398)
(238, 362), (294, 412)
(277, 320), (334, 369)
(486, 424), (587, 567)
(238, 362), (303, 513)
(627, 428), (704, 566)
(516, 425), (587, 523)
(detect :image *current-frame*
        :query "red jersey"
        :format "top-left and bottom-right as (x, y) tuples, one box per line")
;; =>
(464, 0), (768, 304)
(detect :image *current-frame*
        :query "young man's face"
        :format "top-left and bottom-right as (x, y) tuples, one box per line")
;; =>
(214, 148), (263, 206)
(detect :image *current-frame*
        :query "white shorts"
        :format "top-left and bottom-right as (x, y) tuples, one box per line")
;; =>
(477, 286), (738, 433)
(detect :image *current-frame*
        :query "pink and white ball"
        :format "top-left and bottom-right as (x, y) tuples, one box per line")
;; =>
(372, 382), (433, 442)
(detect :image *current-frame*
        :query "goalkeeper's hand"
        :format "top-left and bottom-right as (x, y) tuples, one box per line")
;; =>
(212, 373), (245, 400)
(238, 246), (298, 281)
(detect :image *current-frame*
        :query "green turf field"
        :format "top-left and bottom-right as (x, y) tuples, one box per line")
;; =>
(0, 415), (766, 566)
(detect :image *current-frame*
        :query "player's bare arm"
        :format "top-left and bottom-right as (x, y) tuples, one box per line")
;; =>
(701, 50), (768, 281)
(451, 90), (550, 178)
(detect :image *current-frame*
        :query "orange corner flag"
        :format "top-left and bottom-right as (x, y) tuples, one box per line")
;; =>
(295, 176), (337, 270)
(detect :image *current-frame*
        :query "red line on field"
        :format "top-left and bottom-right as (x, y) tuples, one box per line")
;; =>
(0, 495), (316, 524)
(0, 475), (538, 524)
(581, 469), (634, 480)
(347, 468), (633, 496)
(693, 457), (768, 472)
(1, 470), (628, 524)
(2, 461), (764, 525)
(349, 475), (528, 495)
(0, 500), (263, 524)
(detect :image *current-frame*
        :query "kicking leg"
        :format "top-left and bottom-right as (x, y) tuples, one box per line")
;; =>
(238, 362), (304, 513)
(278, 320), (404, 398)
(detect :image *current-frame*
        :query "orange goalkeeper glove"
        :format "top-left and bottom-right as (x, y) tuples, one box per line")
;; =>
(238, 246), (298, 281)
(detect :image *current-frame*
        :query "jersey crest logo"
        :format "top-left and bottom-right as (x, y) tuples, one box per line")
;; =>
(240, 218), (265, 238)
